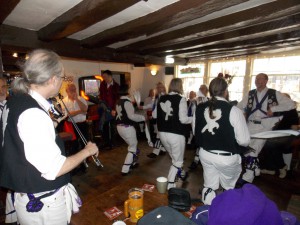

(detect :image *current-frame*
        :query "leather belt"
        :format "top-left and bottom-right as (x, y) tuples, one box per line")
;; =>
(249, 120), (261, 124)
(205, 149), (235, 156)
(117, 124), (131, 127)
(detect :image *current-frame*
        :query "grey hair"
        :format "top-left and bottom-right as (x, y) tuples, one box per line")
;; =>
(168, 78), (183, 94)
(12, 49), (63, 94)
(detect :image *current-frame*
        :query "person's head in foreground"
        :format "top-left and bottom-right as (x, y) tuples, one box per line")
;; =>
(192, 184), (299, 225)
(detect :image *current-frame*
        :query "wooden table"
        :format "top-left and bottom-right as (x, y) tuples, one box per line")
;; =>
(71, 176), (168, 225)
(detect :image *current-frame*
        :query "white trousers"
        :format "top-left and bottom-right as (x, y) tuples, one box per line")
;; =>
(248, 117), (281, 157)
(14, 183), (80, 225)
(159, 132), (185, 189)
(15, 189), (67, 225)
(5, 191), (17, 223)
(199, 149), (242, 191)
(117, 125), (138, 173)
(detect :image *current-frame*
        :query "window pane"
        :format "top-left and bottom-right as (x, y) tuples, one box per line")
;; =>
(252, 56), (300, 110)
(210, 60), (246, 101)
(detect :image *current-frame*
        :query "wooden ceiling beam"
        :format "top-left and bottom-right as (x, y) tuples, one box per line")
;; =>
(0, 0), (20, 24)
(165, 30), (300, 57)
(38, 0), (141, 41)
(140, 14), (300, 55)
(81, 0), (250, 47)
(119, 0), (300, 53)
(1, 25), (186, 65)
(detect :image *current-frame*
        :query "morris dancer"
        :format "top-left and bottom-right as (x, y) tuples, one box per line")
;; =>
(0, 49), (98, 225)
(155, 78), (192, 189)
(147, 82), (167, 158)
(116, 85), (145, 176)
(237, 73), (295, 186)
(194, 78), (250, 205)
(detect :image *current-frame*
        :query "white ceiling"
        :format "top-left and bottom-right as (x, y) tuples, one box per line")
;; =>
(4, 0), (83, 30)
(3, 0), (179, 40)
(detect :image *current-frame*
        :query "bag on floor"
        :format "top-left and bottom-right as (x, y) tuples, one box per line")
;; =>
(168, 188), (191, 212)
(137, 206), (196, 225)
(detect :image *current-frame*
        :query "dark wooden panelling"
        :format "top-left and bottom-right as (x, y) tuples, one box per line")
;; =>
(81, 0), (249, 48)
(0, 0), (20, 24)
(38, 0), (141, 41)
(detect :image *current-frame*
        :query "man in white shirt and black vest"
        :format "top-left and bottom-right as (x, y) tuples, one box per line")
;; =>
(237, 73), (295, 186)
(0, 49), (98, 225)
(194, 77), (250, 205)
(115, 85), (145, 175)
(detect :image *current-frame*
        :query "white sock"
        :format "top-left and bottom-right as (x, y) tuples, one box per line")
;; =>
(283, 153), (292, 170)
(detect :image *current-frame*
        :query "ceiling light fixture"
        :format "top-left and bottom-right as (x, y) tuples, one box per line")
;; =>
(165, 56), (174, 64)
(12, 52), (18, 58)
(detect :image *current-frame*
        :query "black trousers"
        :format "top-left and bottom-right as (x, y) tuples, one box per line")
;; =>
(102, 119), (115, 147)
(260, 136), (293, 170)
(69, 121), (89, 155)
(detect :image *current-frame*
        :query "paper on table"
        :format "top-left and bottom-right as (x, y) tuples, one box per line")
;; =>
(104, 206), (123, 220)
(142, 184), (155, 192)
(251, 129), (300, 139)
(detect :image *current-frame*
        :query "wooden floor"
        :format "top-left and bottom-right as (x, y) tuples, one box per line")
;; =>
(1, 136), (299, 224)
(69, 136), (300, 224)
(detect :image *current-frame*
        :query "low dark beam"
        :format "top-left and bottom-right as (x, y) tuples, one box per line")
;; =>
(0, 47), (3, 77)
(166, 30), (300, 57)
(38, 0), (141, 41)
(140, 14), (300, 55)
(119, 0), (300, 53)
(1, 25), (186, 65)
(81, 0), (249, 47)
(0, 0), (20, 24)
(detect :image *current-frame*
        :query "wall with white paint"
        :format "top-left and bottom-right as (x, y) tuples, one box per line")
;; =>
(60, 58), (174, 103)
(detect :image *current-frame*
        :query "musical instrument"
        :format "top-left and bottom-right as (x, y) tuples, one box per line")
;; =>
(58, 93), (103, 168)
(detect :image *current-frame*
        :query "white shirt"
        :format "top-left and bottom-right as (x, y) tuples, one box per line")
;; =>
(0, 100), (7, 118)
(193, 97), (250, 147)
(62, 96), (88, 123)
(142, 96), (155, 110)
(18, 90), (66, 180)
(120, 96), (145, 122)
(237, 87), (295, 121)
(153, 92), (193, 124)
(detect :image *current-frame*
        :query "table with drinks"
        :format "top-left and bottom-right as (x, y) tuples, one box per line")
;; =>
(70, 176), (169, 225)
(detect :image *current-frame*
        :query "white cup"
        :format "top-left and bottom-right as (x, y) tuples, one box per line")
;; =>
(156, 177), (168, 194)
(112, 221), (126, 225)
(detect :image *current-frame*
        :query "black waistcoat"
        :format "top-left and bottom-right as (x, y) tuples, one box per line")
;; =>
(0, 94), (70, 193)
(157, 94), (187, 136)
(115, 98), (136, 126)
(195, 100), (240, 154)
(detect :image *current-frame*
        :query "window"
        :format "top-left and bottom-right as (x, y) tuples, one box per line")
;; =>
(209, 60), (246, 101)
(252, 56), (300, 110)
(177, 63), (205, 97)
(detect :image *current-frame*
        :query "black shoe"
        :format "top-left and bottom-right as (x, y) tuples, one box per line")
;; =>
(147, 153), (157, 158)
(159, 151), (166, 156)
(121, 172), (129, 176)
(188, 161), (199, 170)
(235, 178), (249, 189)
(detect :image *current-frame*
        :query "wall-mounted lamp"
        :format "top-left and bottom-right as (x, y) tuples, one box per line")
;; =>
(12, 52), (18, 58)
(150, 69), (157, 76)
